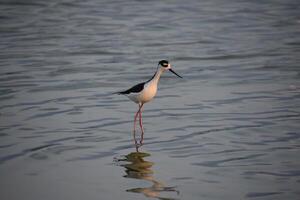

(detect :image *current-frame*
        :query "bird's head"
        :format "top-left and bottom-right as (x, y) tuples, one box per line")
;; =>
(158, 60), (182, 78)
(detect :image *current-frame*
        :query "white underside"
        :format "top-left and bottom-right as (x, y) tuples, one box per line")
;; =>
(125, 67), (166, 104)
(126, 81), (158, 104)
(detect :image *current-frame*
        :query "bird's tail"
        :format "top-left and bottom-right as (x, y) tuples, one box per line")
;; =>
(112, 91), (124, 95)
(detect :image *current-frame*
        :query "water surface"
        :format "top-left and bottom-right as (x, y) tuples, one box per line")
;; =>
(1, 0), (300, 199)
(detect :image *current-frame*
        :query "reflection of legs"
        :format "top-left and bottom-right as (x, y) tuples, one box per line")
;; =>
(139, 103), (144, 144)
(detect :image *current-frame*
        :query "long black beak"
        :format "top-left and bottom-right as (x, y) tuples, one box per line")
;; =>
(169, 68), (183, 78)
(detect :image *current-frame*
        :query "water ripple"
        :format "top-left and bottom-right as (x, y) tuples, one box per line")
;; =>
(246, 192), (283, 198)
(1, 0), (300, 199)
(0, 143), (58, 165)
(193, 154), (265, 167)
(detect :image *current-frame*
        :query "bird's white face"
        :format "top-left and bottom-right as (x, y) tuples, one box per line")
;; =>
(158, 60), (183, 78)
(160, 63), (171, 70)
(165, 63), (171, 70)
(159, 60), (170, 69)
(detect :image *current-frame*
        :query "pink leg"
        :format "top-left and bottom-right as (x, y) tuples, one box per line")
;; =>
(138, 104), (144, 144)
(133, 104), (142, 145)
(133, 108), (139, 133)
(133, 129), (138, 145)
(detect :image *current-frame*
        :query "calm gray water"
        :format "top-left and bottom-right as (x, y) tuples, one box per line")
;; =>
(1, 0), (300, 199)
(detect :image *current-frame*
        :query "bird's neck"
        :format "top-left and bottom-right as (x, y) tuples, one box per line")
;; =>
(149, 67), (164, 84)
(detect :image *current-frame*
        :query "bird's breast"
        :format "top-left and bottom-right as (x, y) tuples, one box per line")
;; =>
(139, 82), (157, 103)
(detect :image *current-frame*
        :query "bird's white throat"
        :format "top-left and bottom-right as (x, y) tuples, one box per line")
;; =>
(149, 67), (165, 85)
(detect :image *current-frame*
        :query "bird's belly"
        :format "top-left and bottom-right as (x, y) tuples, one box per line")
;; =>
(138, 85), (157, 103)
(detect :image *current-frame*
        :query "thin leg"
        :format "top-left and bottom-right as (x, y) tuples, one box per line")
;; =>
(138, 104), (144, 132)
(133, 104), (142, 132)
(133, 104), (142, 145)
(133, 128), (138, 145)
(138, 103), (144, 144)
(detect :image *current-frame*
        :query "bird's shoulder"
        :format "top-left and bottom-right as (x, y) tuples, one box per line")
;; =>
(119, 82), (145, 94)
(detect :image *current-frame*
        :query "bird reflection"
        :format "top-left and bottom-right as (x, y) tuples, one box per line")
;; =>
(118, 145), (179, 200)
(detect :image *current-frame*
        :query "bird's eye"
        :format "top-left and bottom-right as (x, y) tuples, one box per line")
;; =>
(158, 60), (169, 67)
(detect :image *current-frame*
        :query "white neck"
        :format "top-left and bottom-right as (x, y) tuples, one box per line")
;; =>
(150, 67), (164, 84)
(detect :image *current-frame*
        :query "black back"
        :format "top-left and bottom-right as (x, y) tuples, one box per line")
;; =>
(118, 82), (145, 94)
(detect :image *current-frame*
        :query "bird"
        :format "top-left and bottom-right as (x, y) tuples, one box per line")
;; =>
(116, 60), (182, 144)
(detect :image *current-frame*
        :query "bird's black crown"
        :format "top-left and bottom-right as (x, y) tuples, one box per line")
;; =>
(159, 60), (169, 67)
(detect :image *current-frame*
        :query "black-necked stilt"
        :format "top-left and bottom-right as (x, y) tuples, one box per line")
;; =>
(117, 60), (182, 144)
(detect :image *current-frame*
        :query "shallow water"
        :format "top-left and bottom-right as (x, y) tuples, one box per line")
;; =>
(1, 0), (300, 199)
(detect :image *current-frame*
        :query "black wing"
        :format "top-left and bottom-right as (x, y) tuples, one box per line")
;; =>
(118, 82), (145, 94)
